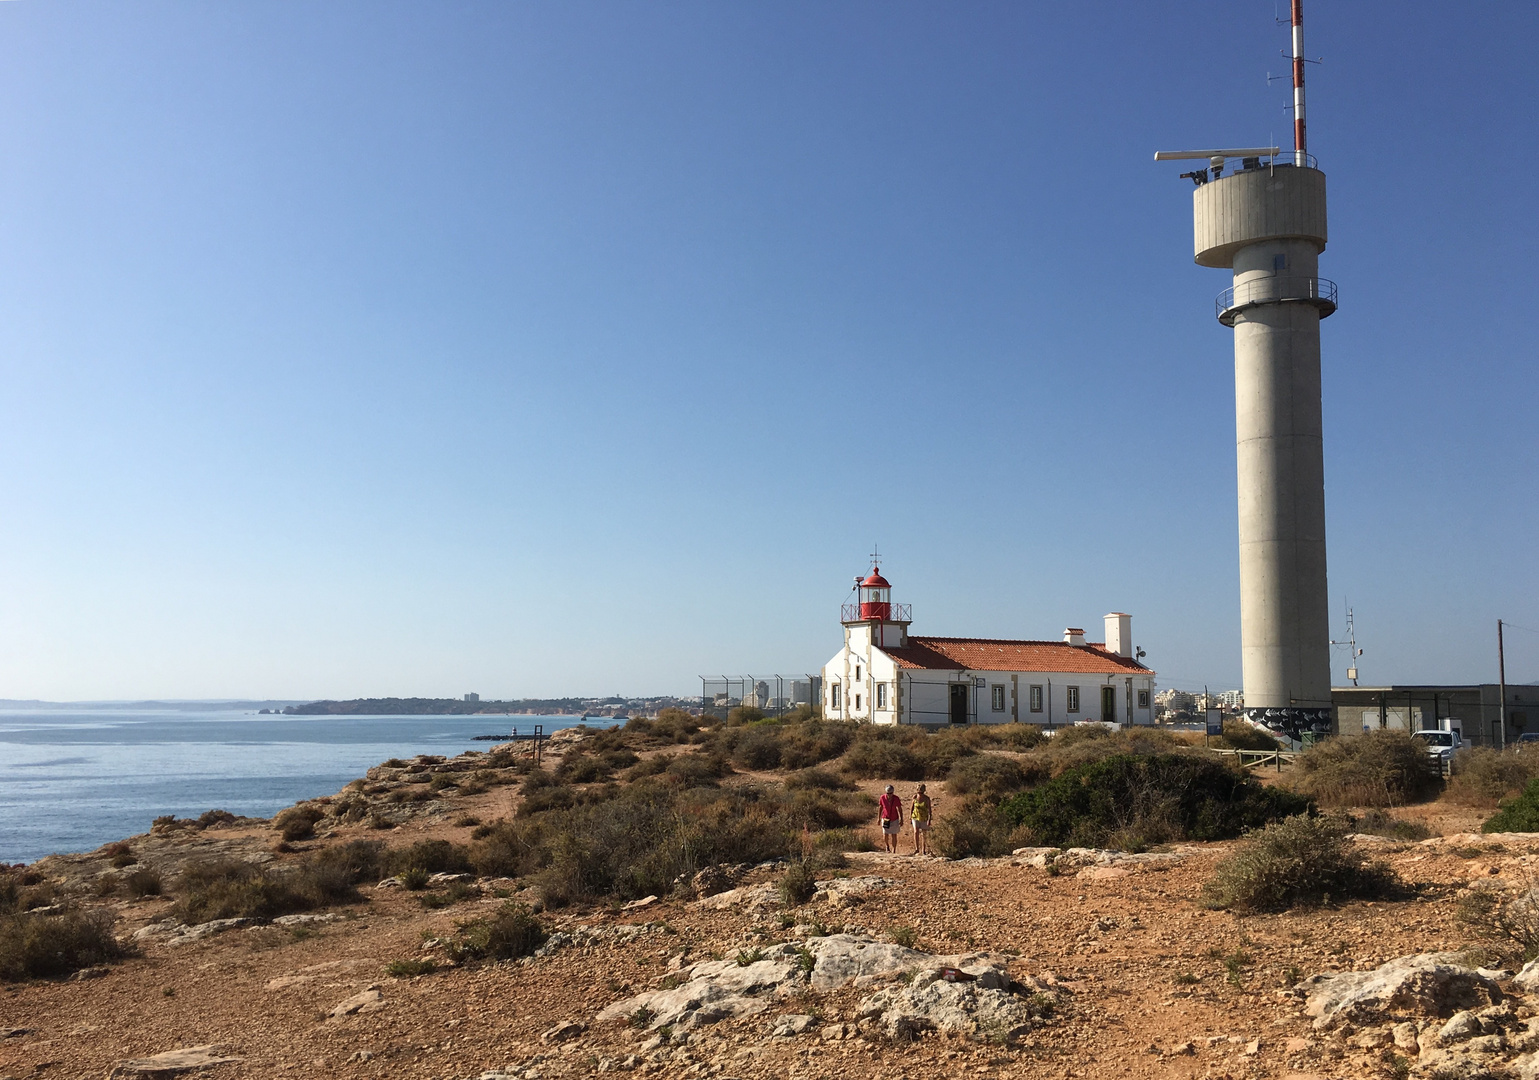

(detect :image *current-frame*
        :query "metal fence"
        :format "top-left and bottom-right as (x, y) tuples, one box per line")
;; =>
(700, 675), (823, 719)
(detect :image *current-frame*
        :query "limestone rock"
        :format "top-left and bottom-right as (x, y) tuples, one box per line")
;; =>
(540, 1021), (585, 1044)
(813, 876), (894, 906)
(272, 913), (339, 927)
(162, 918), (255, 947)
(106, 1044), (243, 1078)
(856, 968), (1034, 1042)
(597, 944), (803, 1029)
(690, 865), (737, 897)
(1300, 953), (1502, 1030)
(328, 987), (386, 1018)
(767, 1014), (815, 1037)
(695, 884), (777, 911)
(1516, 959), (1539, 994)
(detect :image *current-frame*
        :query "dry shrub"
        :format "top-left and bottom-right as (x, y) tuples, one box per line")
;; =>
(471, 780), (869, 905)
(273, 804), (326, 842)
(1212, 721), (1281, 752)
(1028, 726), (1192, 777)
(1291, 730), (1440, 808)
(931, 798), (1028, 859)
(173, 841), (383, 923)
(1001, 753), (1311, 851)
(779, 862), (817, 907)
(448, 902), (547, 963)
(784, 768), (855, 792)
(102, 841), (137, 868)
(840, 738), (921, 780)
(1353, 809), (1434, 841)
(1459, 871), (1539, 963)
(1202, 815), (1400, 912)
(0, 908), (130, 981)
(383, 839), (472, 878)
(126, 868), (164, 897)
(957, 724), (1045, 751)
(946, 754), (1038, 798)
(1448, 748), (1539, 809)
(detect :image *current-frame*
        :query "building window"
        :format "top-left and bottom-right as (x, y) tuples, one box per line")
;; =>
(1137, 689), (1150, 709)
(831, 684), (841, 710)
(1067, 686), (1080, 713)
(855, 665), (862, 682)
(1273, 253), (1288, 271)
(1029, 685), (1043, 712)
(877, 683), (888, 709)
(991, 685), (1006, 712)
(855, 694), (862, 711)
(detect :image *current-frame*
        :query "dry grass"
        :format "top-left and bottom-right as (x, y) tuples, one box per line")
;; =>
(1447, 747), (1539, 808)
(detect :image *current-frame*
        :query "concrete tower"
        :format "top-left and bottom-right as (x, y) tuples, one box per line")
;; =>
(1157, 3), (1335, 739)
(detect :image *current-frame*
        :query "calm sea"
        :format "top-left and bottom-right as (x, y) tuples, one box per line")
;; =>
(0, 710), (601, 865)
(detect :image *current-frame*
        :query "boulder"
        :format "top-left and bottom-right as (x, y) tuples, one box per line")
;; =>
(813, 876), (895, 907)
(540, 1021), (585, 1044)
(768, 1014), (815, 1037)
(106, 1045), (242, 1078)
(328, 987), (386, 1018)
(597, 944), (804, 1030)
(695, 884), (777, 911)
(690, 865), (737, 897)
(856, 969), (1034, 1042)
(1300, 953), (1503, 1030)
(1516, 959), (1539, 995)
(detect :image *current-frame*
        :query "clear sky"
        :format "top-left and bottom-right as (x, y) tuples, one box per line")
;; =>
(1, 2), (1535, 701)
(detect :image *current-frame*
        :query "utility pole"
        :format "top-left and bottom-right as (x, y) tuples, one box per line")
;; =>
(1499, 619), (1507, 750)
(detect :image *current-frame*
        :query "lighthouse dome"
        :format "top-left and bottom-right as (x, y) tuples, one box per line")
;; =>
(860, 568), (891, 588)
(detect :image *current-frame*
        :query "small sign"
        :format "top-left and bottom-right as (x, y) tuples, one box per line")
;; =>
(973, 678), (986, 689)
(1205, 710), (1224, 736)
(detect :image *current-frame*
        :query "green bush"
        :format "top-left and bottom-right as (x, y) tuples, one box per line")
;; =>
(946, 754), (1037, 798)
(173, 842), (383, 923)
(448, 903), (547, 963)
(1449, 748), (1539, 809)
(727, 705), (765, 725)
(385, 958), (437, 977)
(0, 909), (130, 981)
(911, 734), (976, 778)
(1201, 815), (1399, 913)
(1000, 753), (1311, 850)
(1483, 778), (1539, 833)
(776, 721), (855, 770)
(1291, 730), (1440, 808)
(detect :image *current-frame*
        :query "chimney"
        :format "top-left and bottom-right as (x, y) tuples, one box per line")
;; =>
(1063, 627), (1085, 647)
(1104, 613), (1133, 658)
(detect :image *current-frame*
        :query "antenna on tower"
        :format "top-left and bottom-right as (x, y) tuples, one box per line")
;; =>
(1330, 606), (1364, 686)
(1290, 0), (1307, 165)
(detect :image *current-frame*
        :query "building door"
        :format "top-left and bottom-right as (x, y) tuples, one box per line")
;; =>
(1101, 686), (1116, 724)
(949, 684), (969, 725)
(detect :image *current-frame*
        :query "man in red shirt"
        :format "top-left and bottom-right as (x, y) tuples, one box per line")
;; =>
(877, 785), (904, 853)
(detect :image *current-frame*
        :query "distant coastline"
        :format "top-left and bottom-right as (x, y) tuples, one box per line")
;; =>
(281, 695), (694, 718)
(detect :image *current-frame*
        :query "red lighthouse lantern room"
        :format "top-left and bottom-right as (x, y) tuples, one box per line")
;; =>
(858, 567), (892, 620)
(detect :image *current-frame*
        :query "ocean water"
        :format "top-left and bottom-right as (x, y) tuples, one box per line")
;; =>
(0, 709), (601, 865)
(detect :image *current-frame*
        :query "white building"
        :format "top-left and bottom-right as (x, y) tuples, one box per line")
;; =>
(821, 566), (1157, 728)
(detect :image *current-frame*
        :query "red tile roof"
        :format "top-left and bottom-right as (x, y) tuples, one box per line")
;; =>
(883, 636), (1153, 675)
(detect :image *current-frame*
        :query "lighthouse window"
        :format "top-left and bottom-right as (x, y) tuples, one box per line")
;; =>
(831, 684), (841, 710)
(1067, 686), (1081, 713)
(991, 685), (1006, 712)
(1273, 253), (1288, 271)
(855, 694), (862, 711)
(876, 683), (888, 709)
(855, 665), (861, 681)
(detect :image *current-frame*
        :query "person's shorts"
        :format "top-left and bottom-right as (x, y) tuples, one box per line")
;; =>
(913, 820), (931, 831)
(881, 819), (901, 835)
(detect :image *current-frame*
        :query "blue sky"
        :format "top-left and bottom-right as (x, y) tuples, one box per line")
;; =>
(0, 2), (1534, 700)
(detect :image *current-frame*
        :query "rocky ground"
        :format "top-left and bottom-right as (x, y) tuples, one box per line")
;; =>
(5, 733), (1539, 1080)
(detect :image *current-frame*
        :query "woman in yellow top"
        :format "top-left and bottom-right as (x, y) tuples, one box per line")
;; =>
(910, 783), (934, 855)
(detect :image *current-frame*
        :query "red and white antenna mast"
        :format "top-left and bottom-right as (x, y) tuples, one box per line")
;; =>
(1291, 0), (1307, 164)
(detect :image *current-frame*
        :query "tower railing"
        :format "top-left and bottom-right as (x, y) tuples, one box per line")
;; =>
(841, 602), (912, 622)
(1216, 275), (1337, 326)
